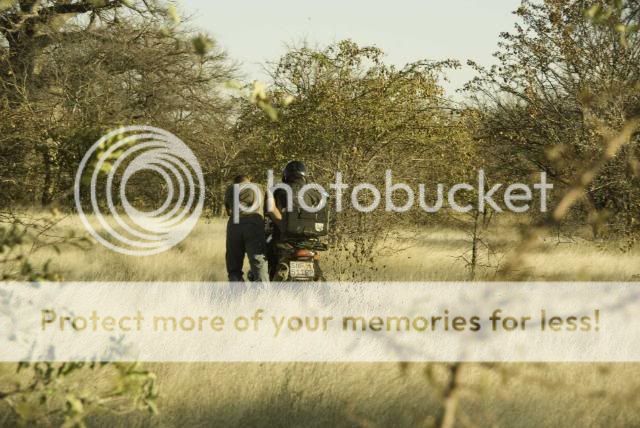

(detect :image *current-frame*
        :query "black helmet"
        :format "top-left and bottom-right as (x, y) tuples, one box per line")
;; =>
(282, 160), (306, 183)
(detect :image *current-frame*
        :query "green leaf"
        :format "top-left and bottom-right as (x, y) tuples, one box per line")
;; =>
(224, 80), (244, 90)
(192, 35), (214, 56)
(99, 162), (113, 174)
(146, 399), (159, 415)
(65, 394), (84, 414)
(257, 100), (279, 122)
(585, 5), (600, 19)
(166, 4), (180, 24)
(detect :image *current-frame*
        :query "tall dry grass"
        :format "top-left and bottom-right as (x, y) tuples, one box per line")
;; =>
(3, 214), (640, 427)
(29, 214), (640, 282)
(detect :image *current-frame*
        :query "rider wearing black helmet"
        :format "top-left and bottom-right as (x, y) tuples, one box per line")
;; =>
(272, 160), (322, 229)
(267, 160), (323, 277)
(271, 160), (314, 239)
(282, 160), (306, 183)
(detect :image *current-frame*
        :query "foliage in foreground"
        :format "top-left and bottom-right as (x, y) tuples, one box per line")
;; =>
(0, 211), (158, 426)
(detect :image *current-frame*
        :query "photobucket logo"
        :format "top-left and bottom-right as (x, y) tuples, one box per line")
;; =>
(231, 169), (553, 222)
(74, 126), (204, 256)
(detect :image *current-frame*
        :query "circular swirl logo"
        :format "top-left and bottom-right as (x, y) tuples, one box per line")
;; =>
(74, 126), (204, 256)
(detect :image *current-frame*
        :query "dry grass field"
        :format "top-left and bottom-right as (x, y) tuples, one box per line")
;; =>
(28, 214), (640, 282)
(2, 214), (640, 427)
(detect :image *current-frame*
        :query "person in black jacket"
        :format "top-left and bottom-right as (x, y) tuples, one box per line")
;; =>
(224, 175), (270, 283)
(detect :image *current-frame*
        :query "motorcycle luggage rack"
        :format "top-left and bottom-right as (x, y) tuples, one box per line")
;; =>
(286, 239), (328, 252)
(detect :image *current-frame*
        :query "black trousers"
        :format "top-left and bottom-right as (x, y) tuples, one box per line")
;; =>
(225, 216), (269, 283)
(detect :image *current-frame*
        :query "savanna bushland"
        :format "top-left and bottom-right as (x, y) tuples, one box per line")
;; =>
(1, 0), (640, 427)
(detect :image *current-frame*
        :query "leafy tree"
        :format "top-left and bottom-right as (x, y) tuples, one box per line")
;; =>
(0, 211), (158, 426)
(235, 40), (477, 277)
(466, 0), (640, 240)
(0, 0), (162, 89)
(1, 13), (236, 208)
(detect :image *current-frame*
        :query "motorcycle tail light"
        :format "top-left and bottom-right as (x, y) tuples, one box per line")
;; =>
(294, 249), (314, 258)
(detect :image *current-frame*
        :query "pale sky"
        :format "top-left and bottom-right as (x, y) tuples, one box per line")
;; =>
(179, 0), (523, 96)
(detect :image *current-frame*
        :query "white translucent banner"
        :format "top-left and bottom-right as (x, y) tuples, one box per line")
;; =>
(0, 282), (637, 362)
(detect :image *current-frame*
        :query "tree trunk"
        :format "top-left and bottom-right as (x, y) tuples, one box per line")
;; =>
(437, 363), (462, 428)
(3, 32), (40, 103)
(40, 140), (58, 206)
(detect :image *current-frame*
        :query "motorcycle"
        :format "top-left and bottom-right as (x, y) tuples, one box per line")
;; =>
(268, 236), (327, 282)
(243, 210), (330, 282)
(245, 218), (328, 283)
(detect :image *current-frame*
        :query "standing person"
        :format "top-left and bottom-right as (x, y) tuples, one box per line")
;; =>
(224, 175), (270, 283)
